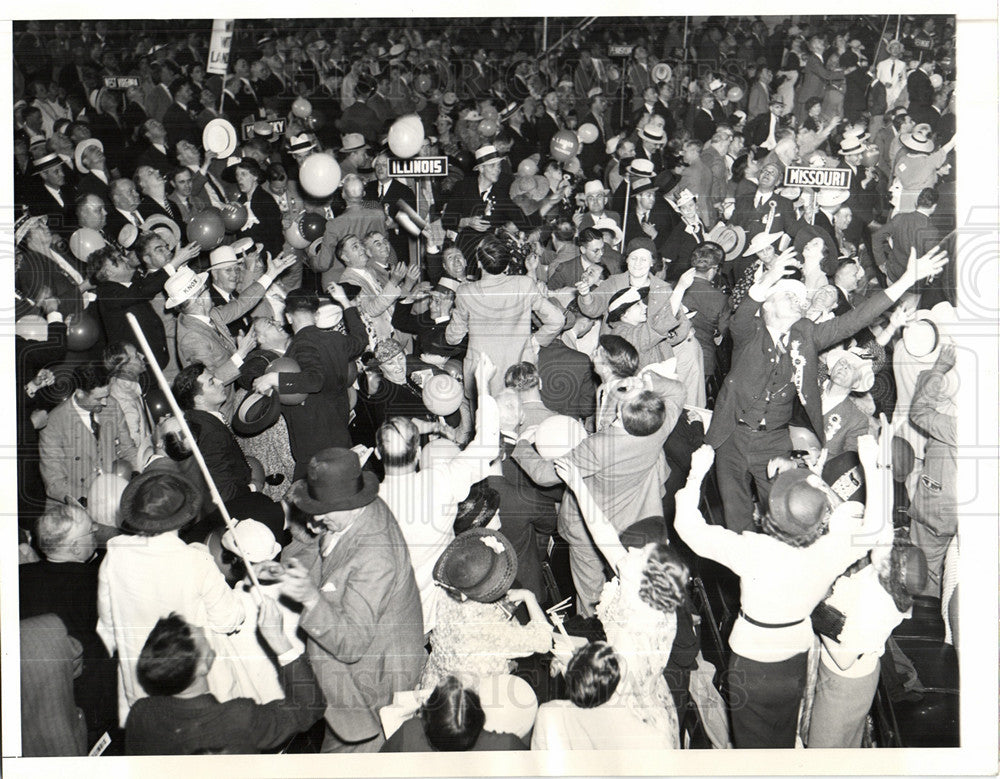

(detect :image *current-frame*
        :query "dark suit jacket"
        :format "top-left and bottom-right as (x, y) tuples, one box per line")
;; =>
(243, 185), (285, 257)
(15, 247), (86, 319)
(365, 178), (416, 261)
(706, 289), (894, 447)
(184, 408), (252, 502)
(22, 183), (76, 236)
(138, 194), (175, 221)
(441, 173), (527, 233)
(74, 171), (110, 202)
(745, 111), (783, 148)
(391, 302), (466, 360)
(133, 142), (174, 177)
(535, 112), (561, 159)
(280, 308), (369, 475)
(94, 269), (170, 368)
(538, 339), (597, 421)
(691, 108), (717, 144)
(161, 101), (200, 148)
(86, 112), (130, 174)
(734, 191), (799, 239)
(337, 100), (383, 145)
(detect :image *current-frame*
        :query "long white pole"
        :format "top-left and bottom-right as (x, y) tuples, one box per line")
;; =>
(125, 311), (263, 596)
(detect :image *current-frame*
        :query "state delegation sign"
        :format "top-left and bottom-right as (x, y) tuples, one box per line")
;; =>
(388, 157), (449, 177)
(783, 166), (853, 190)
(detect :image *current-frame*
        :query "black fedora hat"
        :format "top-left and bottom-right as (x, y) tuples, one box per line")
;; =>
(433, 527), (517, 604)
(767, 469), (829, 540)
(120, 471), (202, 534)
(289, 448), (379, 514)
(453, 481), (501, 535)
(231, 391), (282, 436)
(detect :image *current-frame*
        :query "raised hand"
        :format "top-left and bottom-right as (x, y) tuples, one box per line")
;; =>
(688, 443), (716, 479)
(266, 252), (296, 278)
(934, 342), (957, 373)
(171, 241), (202, 266)
(905, 246), (949, 284)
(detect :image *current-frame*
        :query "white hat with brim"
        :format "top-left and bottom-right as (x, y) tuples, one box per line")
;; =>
(743, 230), (784, 257)
(32, 154), (63, 175)
(140, 214), (182, 249)
(222, 519), (281, 563)
(666, 188), (698, 213)
(203, 118), (239, 158)
(231, 236), (264, 258)
(473, 145), (506, 168)
(288, 133), (317, 153)
(74, 138), (104, 174)
(637, 126), (666, 145)
(340, 133), (368, 153)
(164, 267), (209, 309)
(591, 216), (624, 243)
(899, 124), (935, 153)
(651, 62), (672, 83)
(584, 179), (610, 197)
(705, 222), (747, 262)
(816, 188), (850, 209)
(210, 244), (241, 269)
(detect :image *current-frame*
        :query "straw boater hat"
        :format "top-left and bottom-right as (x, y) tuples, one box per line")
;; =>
(899, 123), (935, 154)
(340, 133), (368, 153)
(140, 214), (182, 249)
(591, 216), (624, 244)
(743, 229), (785, 258)
(666, 188), (698, 213)
(626, 158), (656, 178)
(74, 138), (104, 173)
(473, 145), (506, 168)
(583, 179), (610, 197)
(288, 133), (317, 154)
(32, 153), (63, 175)
(837, 135), (867, 157)
(637, 125), (666, 146)
(163, 266), (208, 309)
(433, 528), (518, 603)
(705, 222), (748, 262)
(222, 519), (281, 563)
(630, 177), (658, 196)
(816, 188), (850, 209)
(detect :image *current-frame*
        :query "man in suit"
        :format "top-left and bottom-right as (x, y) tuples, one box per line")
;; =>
(705, 245), (948, 532)
(19, 504), (119, 747)
(745, 97), (789, 150)
(578, 90), (613, 179)
(39, 362), (137, 505)
(365, 152), (416, 263)
(167, 166), (211, 223)
(90, 242), (196, 370)
(133, 119), (174, 177)
(253, 286), (367, 478)
(172, 362), (283, 524)
(623, 177), (673, 246)
(691, 94), (718, 144)
(277, 447), (426, 752)
(105, 177), (146, 244)
(747, 67), (773, 118)
(314, 174), (388, 285)
(733, 162), (798, 239)
(391, 281), (467, 363)
(207, 244), (255, 339)
(173, 253), (295, 416)
(462, 47), (494, 100)
(337, 76), (382, 146)
(24, 154), (77, 237)
(161, 77), (200, 149)
(794, 35), (841, 122)
(441, 145), (528, 250)
(872, 187), (943, 286)
(73, 139), (111, 202)
(142, 67), (173, 122)
(535, 90), (562, 161)
(135, 165), (179, 222)
(546, 228), (610, 291)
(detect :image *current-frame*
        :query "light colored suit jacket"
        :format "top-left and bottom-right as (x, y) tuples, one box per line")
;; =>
(39, 397), (138, 503)
(288, 498), (426, 743)
(446, 273), (565, 395)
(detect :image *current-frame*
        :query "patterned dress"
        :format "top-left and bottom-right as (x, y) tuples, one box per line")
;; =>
(595, 547), (680, 749)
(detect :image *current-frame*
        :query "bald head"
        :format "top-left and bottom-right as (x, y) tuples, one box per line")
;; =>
(342, 174), (364, 202)
(76, 193), (108, 230)
(375, 416), (419, 468)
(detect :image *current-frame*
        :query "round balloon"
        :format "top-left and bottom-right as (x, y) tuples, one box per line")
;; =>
(283, 219), (310, 249)
(187, 207), (226, 251)
(550, 129), (581, 162)
(577, 122), (599, 144)
(145, 387), (172, 423)
(87, 472), (130, 528)
(305, 112), (324, 132)
(388, 115), (425, 158)
(291, 97), (313, 118)
(298, 212), (326, 242)
(220, 202), (249, 232)
(299, 153), (342, 199)
(422, 374), (463, 416)
(415, 73), (433, 93)
(69, 228), (107, 262)
(534, 415), (587, 459)
(517, 157), (539, 177)
(477, 118), (499, 137)
(66, 312), (100, 352)
(267, 356), (308, 405)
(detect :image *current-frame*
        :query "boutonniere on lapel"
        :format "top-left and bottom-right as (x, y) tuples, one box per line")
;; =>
(825, 412), (842, 441)
(789, 339), (807, 404)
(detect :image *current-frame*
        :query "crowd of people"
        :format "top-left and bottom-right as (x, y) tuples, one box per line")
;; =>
(15, 14), (960, 757)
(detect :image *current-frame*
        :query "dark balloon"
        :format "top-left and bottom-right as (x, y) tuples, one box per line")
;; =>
(298, 212), (327, 242)
(65, 312), (100, 352)
(221, 202), (249, 233)
(187, 207), (226, 251)
(145, 387), (172, 423)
